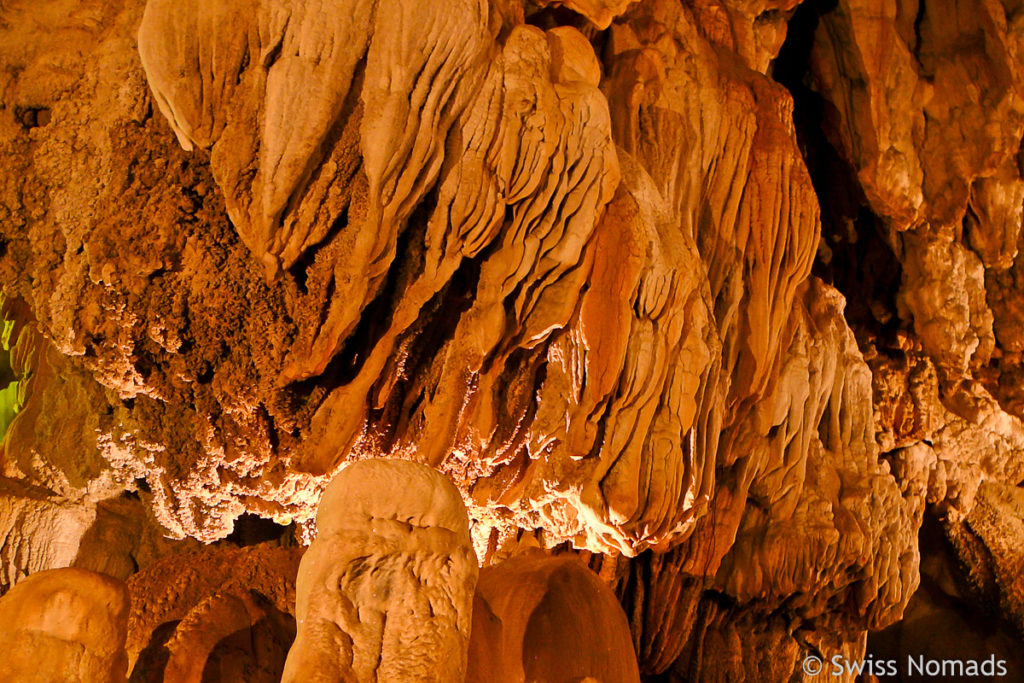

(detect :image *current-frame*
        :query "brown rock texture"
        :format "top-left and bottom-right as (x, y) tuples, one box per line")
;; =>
(0, 0), (1022, 679)
(126, 544), (302, 681)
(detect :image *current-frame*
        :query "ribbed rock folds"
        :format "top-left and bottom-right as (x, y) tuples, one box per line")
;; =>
(0, 0), (1022, 679)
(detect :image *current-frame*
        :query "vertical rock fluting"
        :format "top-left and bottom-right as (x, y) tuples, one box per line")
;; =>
(0, 0), (1021, 679)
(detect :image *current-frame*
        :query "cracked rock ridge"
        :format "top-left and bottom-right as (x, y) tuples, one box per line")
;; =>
(0, 0), (1022, 679)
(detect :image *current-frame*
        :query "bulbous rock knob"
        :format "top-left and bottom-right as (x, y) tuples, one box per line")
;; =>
(0, 567), (130, 683)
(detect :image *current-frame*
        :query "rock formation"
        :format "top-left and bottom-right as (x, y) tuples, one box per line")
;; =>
(282, 459), (478, 682)
(126, 544), (302, 681)
(0, 0), (1022, 679)
(0, 567), (130, 682)
(468, 552), (641, 683)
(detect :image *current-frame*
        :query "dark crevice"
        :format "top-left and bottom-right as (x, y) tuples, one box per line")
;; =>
(261, 36), (284, 71)
(406, 254), (479, 372)
(236, 48), (251, 86)
(288, 188), (436, 403)
(640, 673), (673, 683)
(129, 620), (180, 683)
(772, 0), (904, 349)
(196, 363), (214, 384)
(371, 250), (483, 451)
(14, 105), (51, 129)
(701, 588), (738, 610)
(524, 1), (611, 50)
(489, 346), (547, 457)
(260, 404), (280, 453)
(280, 55), (366, 290)
(912, 0), (927, 59)
(867, 511), (1024, 678)
(200, 607), (296, 682)
(288, 204), (348, 295)
(223, 513), (295, 547)
(330, 202), (429, 384)
(583, 404), (609, 461)
(524, 4), (590, 31)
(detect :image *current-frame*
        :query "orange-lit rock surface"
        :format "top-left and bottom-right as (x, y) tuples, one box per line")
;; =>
(123, 544), (301, 681)
(0, 0), (1022, 679)
(0, 567), (130, 682)
(283, 460), (478, 683)
(467, 552), (641, 683)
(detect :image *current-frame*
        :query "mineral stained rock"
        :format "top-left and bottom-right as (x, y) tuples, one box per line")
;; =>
(282, 460), (478, 683)
(0, 567), (130, 683)
(1, 0), (1023, 679)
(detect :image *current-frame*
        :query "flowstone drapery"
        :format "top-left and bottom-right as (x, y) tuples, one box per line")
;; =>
(2, 0), (1023, 679)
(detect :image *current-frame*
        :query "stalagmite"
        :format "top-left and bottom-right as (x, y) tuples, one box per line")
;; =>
(282, 459), (478, 682)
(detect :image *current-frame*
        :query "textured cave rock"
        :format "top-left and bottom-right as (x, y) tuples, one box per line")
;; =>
(0, 567), (130, 682)
(1, 0), (1023, 680)
(283, 459), (478, 683)
(125, 544), (302, 681)
(800, 0), (1024, 640)
(867, 512), (1024, 682)
(467, 551), (641, 683)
